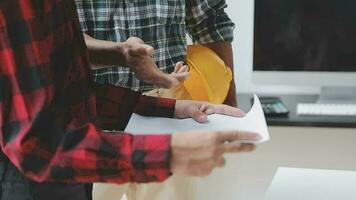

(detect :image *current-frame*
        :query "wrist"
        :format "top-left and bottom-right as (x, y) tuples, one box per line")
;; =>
(118, 41), (131, 66)
(87, 39), (126, 67)
(101, 41), (126, 66)
(174, 100), (186, 119)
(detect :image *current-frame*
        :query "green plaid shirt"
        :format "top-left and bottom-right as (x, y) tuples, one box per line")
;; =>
(75, 0), (235, 91)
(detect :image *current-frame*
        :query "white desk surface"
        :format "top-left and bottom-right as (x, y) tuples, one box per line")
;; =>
(194, 126), (356, 200)
(265, 167), (356, 200)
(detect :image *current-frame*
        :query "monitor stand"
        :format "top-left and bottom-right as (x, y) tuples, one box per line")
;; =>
(317, 86), (356, 104)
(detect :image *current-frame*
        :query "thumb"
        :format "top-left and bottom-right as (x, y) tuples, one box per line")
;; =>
(145, 45), (154, 56)
(188, 105), (208, 123)
(130, 44), (154, 56)
(171, 71), (190, 81)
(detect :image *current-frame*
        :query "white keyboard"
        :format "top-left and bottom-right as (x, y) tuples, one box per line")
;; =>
(297, 103), (356, 116)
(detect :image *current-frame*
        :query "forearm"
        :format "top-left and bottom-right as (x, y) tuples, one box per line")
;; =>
(186, 0), (236, 105)
(2, 123), (172, 184)
(1, 84), (171, 184)
(203, 42), (237, 107)
(203, 42), (234, 73)
(84, 34), (126, 67)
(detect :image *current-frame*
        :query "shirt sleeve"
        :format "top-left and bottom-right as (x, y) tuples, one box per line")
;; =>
(0, 79), (173, 184)
(0, 1), (172, 184)
(186, 0), (235, 44)
(0, 80), (173, 184)
(92, 83), (176, 131)
(74, 0), (89, 33)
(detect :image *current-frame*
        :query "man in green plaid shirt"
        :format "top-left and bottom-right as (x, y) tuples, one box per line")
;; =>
(75, 0), (237, 106)
(75, 0), (237, 199)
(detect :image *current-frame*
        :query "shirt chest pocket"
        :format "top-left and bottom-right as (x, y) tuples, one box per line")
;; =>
(144, 0), (185, 25)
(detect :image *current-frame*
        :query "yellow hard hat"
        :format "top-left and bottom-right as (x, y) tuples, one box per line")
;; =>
(183, 44), (232, 104)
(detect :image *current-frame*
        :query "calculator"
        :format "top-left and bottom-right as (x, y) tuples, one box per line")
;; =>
(254, 96), (289, 117)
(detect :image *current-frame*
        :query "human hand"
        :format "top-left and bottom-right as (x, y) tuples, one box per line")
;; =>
(174, 100), (246, 123)
(171, 131), (259, 177)
(171, 61), (189, 81)
(122, 37), (188, 88)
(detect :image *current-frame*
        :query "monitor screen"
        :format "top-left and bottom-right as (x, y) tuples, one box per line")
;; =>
(253, 0), (356, 72)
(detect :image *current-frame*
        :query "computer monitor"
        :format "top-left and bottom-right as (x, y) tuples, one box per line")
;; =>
(252, 0), (356, 103)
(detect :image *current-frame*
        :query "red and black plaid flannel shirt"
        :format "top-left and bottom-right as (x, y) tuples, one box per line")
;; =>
(0, 0), (175, 184)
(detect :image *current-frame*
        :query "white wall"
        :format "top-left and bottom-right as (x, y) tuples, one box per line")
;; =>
(225, 0), (255, 93)
(225, 0), (319, 94)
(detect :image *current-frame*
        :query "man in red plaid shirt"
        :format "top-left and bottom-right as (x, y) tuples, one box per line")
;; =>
(0, 1), (259, 200)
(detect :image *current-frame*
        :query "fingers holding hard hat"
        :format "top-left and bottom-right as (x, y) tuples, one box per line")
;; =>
(170, 72), (190, 82)
(173, 62), (189, 73)
(173, 62), (183, 73)
(123, 37), (183, 89)
(171, 62), (190, 81)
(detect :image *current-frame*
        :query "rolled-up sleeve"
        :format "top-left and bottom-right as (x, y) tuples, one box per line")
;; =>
(186, 0), (235, 44)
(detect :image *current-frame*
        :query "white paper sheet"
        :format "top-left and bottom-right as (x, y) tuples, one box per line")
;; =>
(125, 94), (269, 143)
(265, 167), (356, 200)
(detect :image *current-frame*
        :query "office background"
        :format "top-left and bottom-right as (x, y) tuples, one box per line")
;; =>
(226, 0), (321, 95)
(194, 2), (356, 199)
